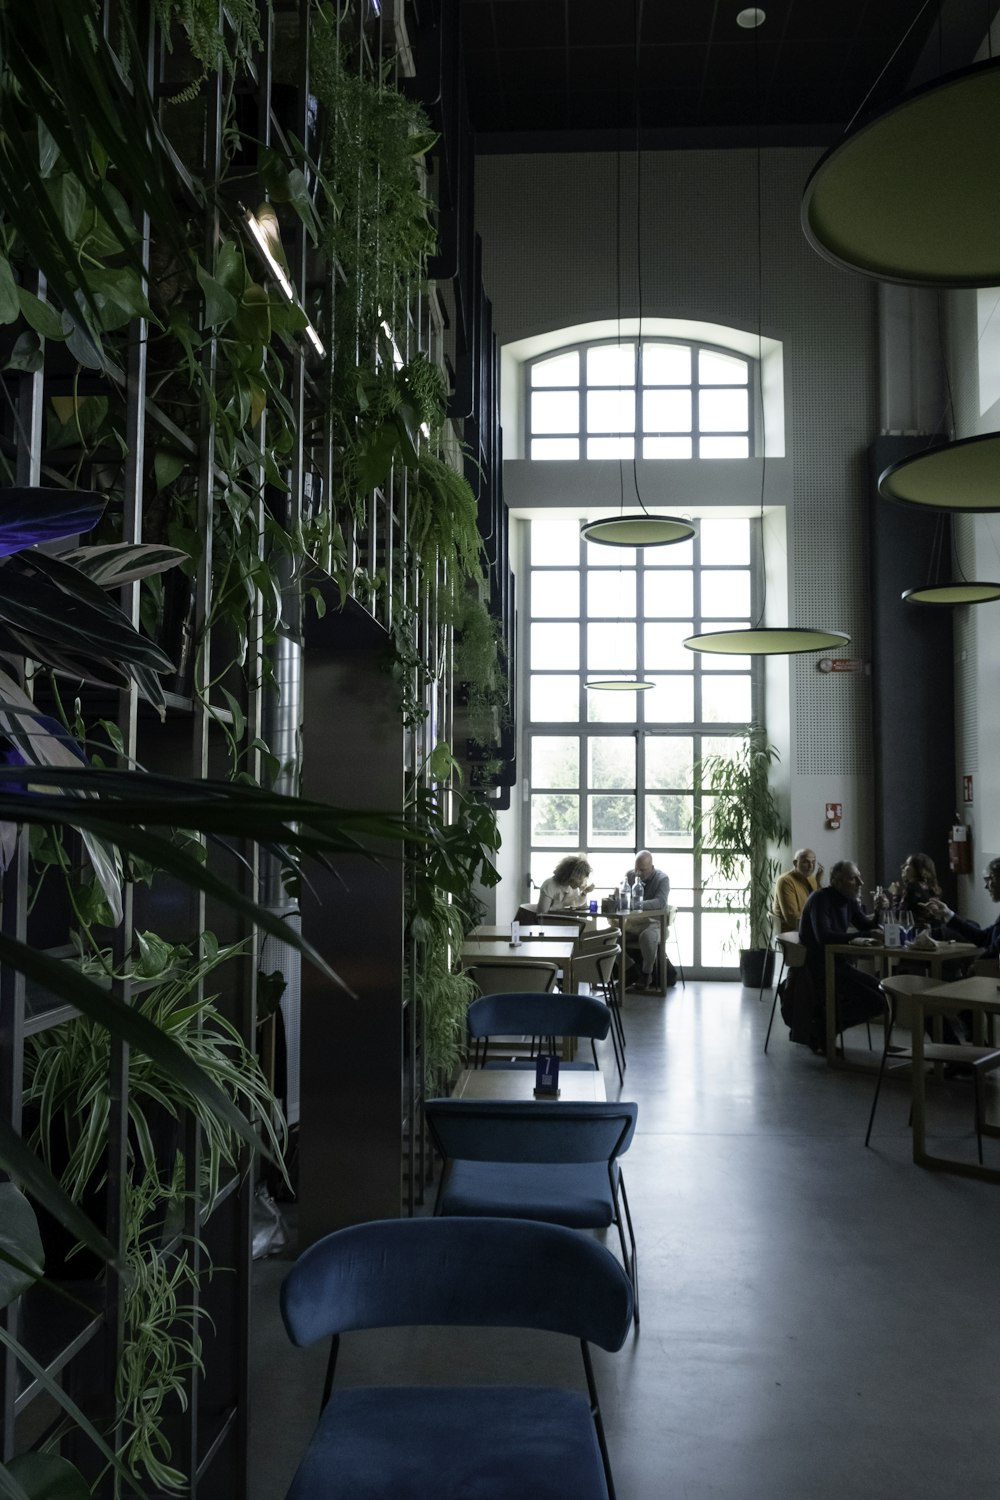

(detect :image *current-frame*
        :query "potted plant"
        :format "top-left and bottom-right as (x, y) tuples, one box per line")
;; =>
(696, 727), (790, 986)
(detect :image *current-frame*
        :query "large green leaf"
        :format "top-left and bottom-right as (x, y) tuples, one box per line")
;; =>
(0, 553), (173, 670)
(0, 1184), (45, 1307)
(59, 543), (188, 588)
(0, 1120), (115, 1266)
(6, 1455), (90, 1500)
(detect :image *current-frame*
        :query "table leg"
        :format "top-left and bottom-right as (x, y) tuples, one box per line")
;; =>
(825, 947), (837, 1063)
(911, 999), (927, 1162)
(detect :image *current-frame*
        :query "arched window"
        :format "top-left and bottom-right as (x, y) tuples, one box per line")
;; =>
(526, 339), (753, 461)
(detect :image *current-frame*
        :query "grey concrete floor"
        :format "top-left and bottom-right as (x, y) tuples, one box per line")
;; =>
(249, 981), (1000, 1499)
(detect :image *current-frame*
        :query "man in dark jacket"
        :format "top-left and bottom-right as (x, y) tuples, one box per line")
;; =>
(926, 858), (1000, 956)
(798, 860), (883, 1045)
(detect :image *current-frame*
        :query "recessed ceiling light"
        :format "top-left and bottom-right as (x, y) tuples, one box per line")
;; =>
(737, 8), (766, 28)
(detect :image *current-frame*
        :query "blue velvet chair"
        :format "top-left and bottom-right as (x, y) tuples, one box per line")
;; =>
(279, 1215), (633, 1500)
(466, 990), (612, 1071)
(424, 1098), (640, 1325)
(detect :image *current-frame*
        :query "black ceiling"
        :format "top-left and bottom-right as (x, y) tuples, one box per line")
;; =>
(459, 0), (997, 150)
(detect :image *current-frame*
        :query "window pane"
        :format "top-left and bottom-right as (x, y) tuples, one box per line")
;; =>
(532, 517), (581, 565)
(644, 676), (694, 722)
(588, 343), (635, 385)
(586, 852), (633, 897)
(644, 622), (693, 671)
(532, 736), (579, 787)
(647, 851), (694, 899)
(588, 794), (636, 849)
(587, 622), (635, 671)
(531, 622), (580, 669)
(587, 436), (635, 459)
(588, 570), (635, 616)
(588, 737), (635, 789)
(702, 674), (752, 723)
(532, 793), (579, 846)
(699, 349), (748, 385)
(531, 570), (581, 618)
(531, 438), (580, 460)
(697, 630), (752, 669)
(645, 537), (694, 565)
(587, 681), (640, 722)
(700, 571), (751, 617)
(643, 388), (692, 432)
(700, 436), (750, 458)
(701, 911), (743, 966)
(700, 519), (750, 565)
(646, 793), (694, 847)
(643, 343), (691, 384)
(530, 674), (579, 721)
(699, 387), (749, 432)
(585, 538), (636, 566)
(645, 737), (694, 789)
(643, 569), (693, 615)
(532, 350), (580, 387)
(643, 437), (692, 459)
(587, 388), (635, 434)
(532, 390), (579, 434)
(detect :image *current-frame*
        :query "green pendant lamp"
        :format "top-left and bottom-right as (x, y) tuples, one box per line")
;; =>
(802, 60), (1000, 287)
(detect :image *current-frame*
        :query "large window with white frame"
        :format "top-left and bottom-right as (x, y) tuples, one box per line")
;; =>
(525, 514), (758, 974)
(527, 338), (753, 461)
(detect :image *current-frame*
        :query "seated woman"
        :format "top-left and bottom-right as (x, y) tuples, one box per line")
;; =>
(898, 851), (945, 935)
(537, 856), (594, 914)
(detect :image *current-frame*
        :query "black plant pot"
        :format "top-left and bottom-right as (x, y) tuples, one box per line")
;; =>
(739, 948), (775, 988)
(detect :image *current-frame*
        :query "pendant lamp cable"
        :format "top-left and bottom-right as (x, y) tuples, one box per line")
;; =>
(751, 10), (768, 630)
(630, 0), (648, 517)
(845, 0), (935, 133)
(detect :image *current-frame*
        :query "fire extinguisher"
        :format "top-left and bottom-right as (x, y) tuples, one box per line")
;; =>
(948, 813), (972, 875)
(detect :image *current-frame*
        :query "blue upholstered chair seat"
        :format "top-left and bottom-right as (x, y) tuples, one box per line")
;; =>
(439, 1159), (619, 1227)
(286, 1384), (611, 1500)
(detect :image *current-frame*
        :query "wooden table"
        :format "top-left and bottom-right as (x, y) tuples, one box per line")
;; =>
(608, 909), (669, 1004)
(452, 1066), (607, 1103)
(909, 975), (1000, 1180)
(823, 941), (980, 1064)
(459, 939), (578, 992)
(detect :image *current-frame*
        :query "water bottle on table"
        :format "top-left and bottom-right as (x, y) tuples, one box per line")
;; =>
(632, 877), (645, 911)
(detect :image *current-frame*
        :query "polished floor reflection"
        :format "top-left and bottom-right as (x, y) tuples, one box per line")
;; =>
(251, 981), (1000, 1500)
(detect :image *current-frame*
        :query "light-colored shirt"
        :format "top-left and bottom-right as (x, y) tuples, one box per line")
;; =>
(537, 876), (586, 913)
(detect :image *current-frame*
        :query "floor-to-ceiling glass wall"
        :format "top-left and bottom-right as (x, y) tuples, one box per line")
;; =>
(524, 514), (758, 975)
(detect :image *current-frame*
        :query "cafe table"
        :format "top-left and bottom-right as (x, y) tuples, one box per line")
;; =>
(909, 974), (1000, 1181)
(458, 938), (578, 993)
(469, 923), (611, 944)
(822, 940), (980, 1065)
(452, 1066), (607, 1103)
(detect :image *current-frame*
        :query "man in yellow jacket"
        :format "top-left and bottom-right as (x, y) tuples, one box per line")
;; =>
(773, 848), (823, 932)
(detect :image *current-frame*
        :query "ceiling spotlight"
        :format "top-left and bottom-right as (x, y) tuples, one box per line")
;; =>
(736, 8), (766, 28)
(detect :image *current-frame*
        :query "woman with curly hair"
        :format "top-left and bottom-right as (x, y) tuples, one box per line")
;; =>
(537, 855), (593, 914)
(898, 851), (943, 931)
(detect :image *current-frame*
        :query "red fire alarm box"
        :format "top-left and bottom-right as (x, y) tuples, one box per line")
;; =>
(948, 819), (972, 874)
(825, 802), (842, 830)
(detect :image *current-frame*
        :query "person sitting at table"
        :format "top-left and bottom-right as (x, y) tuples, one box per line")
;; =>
(798, 860), (884, 1048)
(537, 855), (594, 914)
(773, 847), (824, 932)
(924, 857), (1000, 958)
(897, 851), (946, 935)
(623, 851), (675, 991)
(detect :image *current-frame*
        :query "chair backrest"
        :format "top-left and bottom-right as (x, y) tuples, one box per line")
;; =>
(281, 1216), (634, 1352)
(881, 974), (938, 999)
(777, 934), (807, 968)
(467, 991), (611, 1043)
(516, 903), (585, 930)
(467, 961), (559, 995)
(425, 1097), (638, 1167)
(575, 929), (620, 958)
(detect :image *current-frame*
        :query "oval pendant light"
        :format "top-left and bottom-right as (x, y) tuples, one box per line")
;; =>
(878, 432), (1000, 512)
(802, 59), (1000, 287)
(585, 678), (655, 692)
(902, 582), (1000, 605)
(581, 514), (696, 548)
(684, 627), (851, 656)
